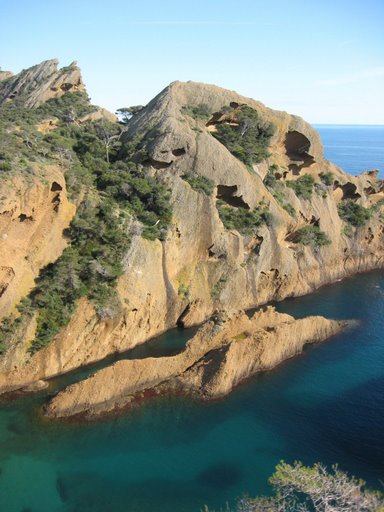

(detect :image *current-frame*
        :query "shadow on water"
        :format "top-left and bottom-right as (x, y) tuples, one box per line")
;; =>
(49, 323), (199, 390)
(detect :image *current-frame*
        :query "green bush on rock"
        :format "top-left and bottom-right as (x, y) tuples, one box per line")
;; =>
(286, 174), (315, 200)
(217, 200), (271, 235)
(0, 91), (173, 355)
(211, 105), (274, 166)
(181, 173), (214, 196)
(338, 200), (371, 227)
(290, 225), (331, 248)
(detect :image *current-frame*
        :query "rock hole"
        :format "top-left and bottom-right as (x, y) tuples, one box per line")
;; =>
(216, 185), (250, 209)
(310, 216), (320, 227)
(51, 181), (62, 192)
(208, 244), (216, 258)
(18, 213), (33, 222)
(172, 148), (186, 157)
(285, 131), (315, 171)
(364, 186), (376, 195)
(340, 182), (361, 200)
(142, 158), (173, 169)
(60, 83), (73, 92)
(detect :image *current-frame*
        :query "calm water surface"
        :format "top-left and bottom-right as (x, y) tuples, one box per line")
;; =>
(315, 124), (384, 177)
(0, 127), (383, 511)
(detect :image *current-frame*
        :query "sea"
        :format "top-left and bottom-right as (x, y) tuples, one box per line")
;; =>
(0, 126), (383, 512)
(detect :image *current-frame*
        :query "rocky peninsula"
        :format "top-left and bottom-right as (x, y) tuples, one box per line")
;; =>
(45, 307), (347, 419)
(0, 59), (382, 407)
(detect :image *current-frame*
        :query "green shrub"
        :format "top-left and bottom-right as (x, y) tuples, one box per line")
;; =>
(211, 276), (227, 300)
(0, 161), (11, 172)
(181, 104), (211, 121)
(290, 225), (331, 247)
(224, 461), (384, 512)
(338, 200), (371, 227)
(264, 164), (279, 188)
(181, 173), (214, 196)
(211, 105), (274, 166)
(271, 189), (296, 217)
(217, 201), (271, 235)
(0, 93), (173, 355)
(282, 202), (296, 216)
(178, 283), (191, 300)
(319, 171), (334, 186)
(286, 174), (315, 200)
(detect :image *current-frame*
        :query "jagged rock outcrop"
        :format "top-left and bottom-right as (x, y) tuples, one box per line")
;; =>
(0, 68), (383, 395)
(44, 307), (347, 419)
(0, 59), (85, 108)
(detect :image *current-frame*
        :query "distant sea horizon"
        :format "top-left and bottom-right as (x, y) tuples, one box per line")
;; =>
(314, 124), (384, 177)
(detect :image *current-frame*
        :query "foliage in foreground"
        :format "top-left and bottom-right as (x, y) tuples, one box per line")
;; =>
(208, 461), (384, 512)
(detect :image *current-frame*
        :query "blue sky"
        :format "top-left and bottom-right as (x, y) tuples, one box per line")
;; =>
(1, 0), (383, 124)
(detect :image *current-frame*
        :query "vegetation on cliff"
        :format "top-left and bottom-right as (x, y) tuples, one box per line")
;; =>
(181, 173), (215, 196)
(217, 200), (271, 235)
(0, 89), (173, 354)
(290, 225), (331, 248)
(209, 461), (384, 512)
(338, 200), (372, 227)
(211, 105), (275, 166)
(286, 174), (315, 200)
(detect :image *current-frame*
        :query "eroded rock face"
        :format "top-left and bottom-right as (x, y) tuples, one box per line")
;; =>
(44, 307), (346, 419)
(0, 77), (383, 394)
(0, 59), (85, 108)
(0, 167), (75, 320)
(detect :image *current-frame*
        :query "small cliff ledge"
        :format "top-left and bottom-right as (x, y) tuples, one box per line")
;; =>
(44, 307), (347, 419)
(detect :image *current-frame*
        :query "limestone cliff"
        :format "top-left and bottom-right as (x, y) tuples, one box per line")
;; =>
(0, 63), (383, 395)
(44, 307), (346, 419)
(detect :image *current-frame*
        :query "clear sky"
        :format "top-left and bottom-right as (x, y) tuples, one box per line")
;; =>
(1, 0), (383, 124)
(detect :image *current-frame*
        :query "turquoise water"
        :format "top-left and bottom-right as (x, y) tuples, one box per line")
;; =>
(0, 127), (383, 511)
(0, 271), (383, 512)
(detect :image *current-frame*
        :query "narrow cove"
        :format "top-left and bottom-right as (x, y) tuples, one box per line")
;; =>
(0, 269), (383, 512)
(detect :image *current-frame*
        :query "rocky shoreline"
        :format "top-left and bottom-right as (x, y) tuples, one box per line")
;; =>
(44, 307), (348, 420)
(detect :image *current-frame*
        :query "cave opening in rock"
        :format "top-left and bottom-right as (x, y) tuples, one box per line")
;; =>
(18, 213), (33, 222)
(285, 131), (315, 173)
(50, 181), (63, 192)
(216, 185), (250, 209)
(339, 182), (361, 200)
(172, 148), (186, 157)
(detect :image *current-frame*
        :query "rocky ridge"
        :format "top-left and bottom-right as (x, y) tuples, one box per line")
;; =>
(44, 307), (347, 419)
(0, 59), (85, 108)
(0, 60), (383, 396)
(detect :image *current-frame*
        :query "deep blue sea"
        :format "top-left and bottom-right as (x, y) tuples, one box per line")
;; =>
(315, 124), (384, 177)
(0, 127), (383, 512)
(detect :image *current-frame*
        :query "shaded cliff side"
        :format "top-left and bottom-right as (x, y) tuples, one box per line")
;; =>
(0, 60), (383, 394)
